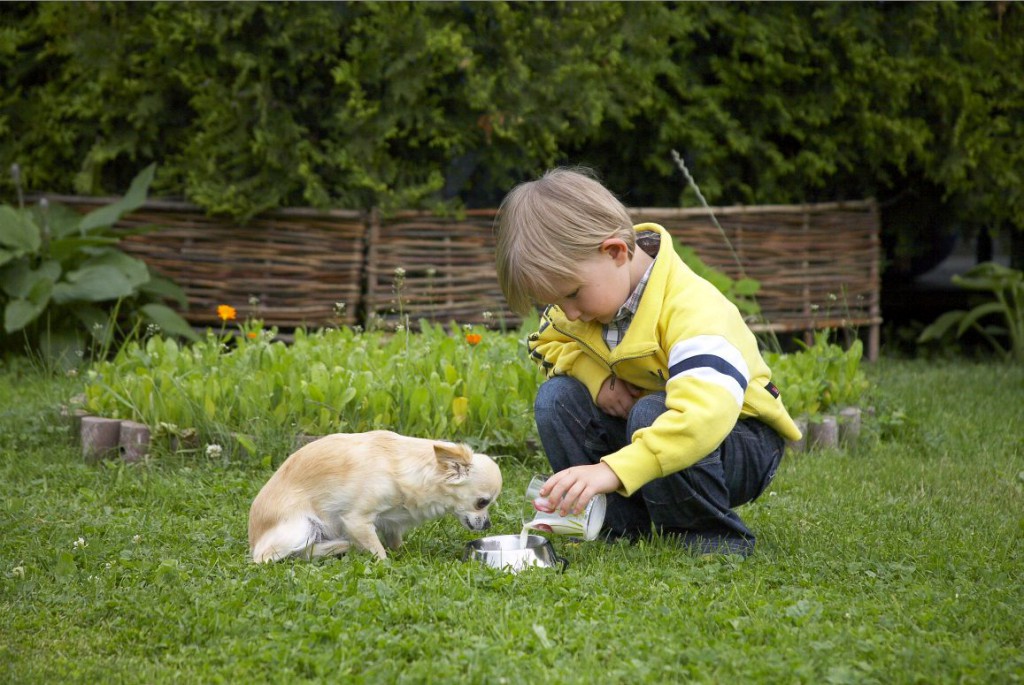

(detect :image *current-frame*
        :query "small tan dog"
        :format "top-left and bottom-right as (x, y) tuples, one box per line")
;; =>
(248, 430), (502, 563)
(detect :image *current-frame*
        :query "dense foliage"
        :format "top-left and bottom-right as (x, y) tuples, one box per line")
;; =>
(79, 317), (872, 463)
(1, 2), (1022, 269)
(83, 319), (542, 461)
(0, 165), (196, 364)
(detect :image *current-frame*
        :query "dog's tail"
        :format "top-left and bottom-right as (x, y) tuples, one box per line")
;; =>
(251, 515), (349, 563)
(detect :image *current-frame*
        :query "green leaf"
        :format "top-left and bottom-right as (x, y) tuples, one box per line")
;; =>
(139, 273), (189, 307)
(5, 299), (44, 333)
(33, 202), (86, 240)
(0, 260), (61, 298)
(52, 265), (134, 303)
(917, 310), (965, 343)
(338, 386), (357, 407)
(734, 278), (762, 296)
(47, 235), (121, 263)
(0, 205), (41, 252)
(141, 303), (199, 341)
(78, 164), (155, 233)
(234, 432), (257, 455)
(955, 301), (1006, 337)
(81, 251), (150, 288)
(3, 275), (55, 332)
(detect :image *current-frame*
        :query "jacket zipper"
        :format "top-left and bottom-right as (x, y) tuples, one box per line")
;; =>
(549, 320), (658, 377)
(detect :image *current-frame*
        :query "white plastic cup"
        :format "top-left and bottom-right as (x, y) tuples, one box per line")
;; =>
(523, 474), (607, 540)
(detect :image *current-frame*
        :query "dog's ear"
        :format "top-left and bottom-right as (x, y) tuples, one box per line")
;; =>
(434, 443), (474, 483)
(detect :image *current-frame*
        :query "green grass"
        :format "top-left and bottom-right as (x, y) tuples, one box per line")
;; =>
(2, 357), (1022, 684)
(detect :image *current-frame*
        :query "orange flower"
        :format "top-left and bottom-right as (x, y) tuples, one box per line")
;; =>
(465, 333), (482, 346)
(217, 304), (237, 321)
(246, 331), (258, 339)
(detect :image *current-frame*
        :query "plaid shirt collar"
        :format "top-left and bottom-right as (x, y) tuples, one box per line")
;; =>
(603, 259), (655, 351)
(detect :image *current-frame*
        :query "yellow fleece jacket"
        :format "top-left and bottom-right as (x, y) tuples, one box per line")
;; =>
(527, 223), (803, 496)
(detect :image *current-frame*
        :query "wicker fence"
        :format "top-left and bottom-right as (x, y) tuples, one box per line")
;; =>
(51, 196), (882, 358)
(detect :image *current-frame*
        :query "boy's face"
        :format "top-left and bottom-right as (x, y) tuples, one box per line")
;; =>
(536, 241), (632, 324)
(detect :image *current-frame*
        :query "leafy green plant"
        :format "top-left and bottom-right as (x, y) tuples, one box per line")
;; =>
(917, 261), (1024, 363)
(670, 234), (761, 318)
(765, 330), (869, 417)
(0, 164), (197, 366)
(82, 314), (542, 461)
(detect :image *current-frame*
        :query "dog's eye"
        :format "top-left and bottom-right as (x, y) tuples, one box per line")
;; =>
(475, 498), (490, 510)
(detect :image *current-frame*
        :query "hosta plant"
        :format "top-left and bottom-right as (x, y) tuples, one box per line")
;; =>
(0, 164), (197, 366)
(917, 261), (1024, 363)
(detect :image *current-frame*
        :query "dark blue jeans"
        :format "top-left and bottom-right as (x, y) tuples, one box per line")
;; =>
(534, 375), (785, 556)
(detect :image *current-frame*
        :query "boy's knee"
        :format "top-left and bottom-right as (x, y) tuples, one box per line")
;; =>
(627, 392), (666, 434)
(534, 375), (586, 413)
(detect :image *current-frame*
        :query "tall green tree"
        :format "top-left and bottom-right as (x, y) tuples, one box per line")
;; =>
(1, 2), (1021, 268)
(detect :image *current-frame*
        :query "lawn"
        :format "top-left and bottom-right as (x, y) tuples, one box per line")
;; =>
(1, 356), (1022, 684)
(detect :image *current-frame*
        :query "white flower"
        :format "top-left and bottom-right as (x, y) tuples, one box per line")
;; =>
(74, 537), (87, 549)
(206, 444), (223, 459)
(132, 535), (142, 544)
(11, 566), (25, 578)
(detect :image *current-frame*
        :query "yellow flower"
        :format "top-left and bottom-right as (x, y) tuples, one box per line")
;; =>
(217, 305), (237, 321)
(465, 333), (482, 346)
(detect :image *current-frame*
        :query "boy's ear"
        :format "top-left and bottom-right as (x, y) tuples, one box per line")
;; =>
(600, 238), (630, 265)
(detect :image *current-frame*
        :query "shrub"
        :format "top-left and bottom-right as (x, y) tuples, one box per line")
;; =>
(2, 1), (1020, 270)
(0, 164), (197, 366)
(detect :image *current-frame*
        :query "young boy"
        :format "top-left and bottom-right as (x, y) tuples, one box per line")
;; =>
(494, 167), (802, 556)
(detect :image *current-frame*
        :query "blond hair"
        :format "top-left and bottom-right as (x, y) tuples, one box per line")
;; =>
(494, 167), (635, 315)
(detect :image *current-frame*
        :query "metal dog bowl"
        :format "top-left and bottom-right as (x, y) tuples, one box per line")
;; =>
(463, 534), (569, 573)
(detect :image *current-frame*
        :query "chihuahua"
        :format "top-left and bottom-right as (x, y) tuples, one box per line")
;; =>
(248, 430), (502, 562)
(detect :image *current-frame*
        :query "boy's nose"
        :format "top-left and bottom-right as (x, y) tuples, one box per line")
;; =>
(560, 304), (580, 320)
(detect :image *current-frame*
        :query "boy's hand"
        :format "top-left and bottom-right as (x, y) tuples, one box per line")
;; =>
(596, 375), (643, 418)
(540, 463), (622, 516)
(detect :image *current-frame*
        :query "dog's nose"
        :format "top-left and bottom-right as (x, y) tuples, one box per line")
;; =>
(481, 519), (491, 530)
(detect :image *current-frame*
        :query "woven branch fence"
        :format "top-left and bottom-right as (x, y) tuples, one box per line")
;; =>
(50, 196), (881, 359)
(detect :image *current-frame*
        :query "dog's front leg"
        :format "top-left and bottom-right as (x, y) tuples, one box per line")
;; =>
(343, 519), (389, 560)
(382, 526), (403, 551)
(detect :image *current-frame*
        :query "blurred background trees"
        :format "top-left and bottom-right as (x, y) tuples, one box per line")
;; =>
(2, 1), (1021, 274)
